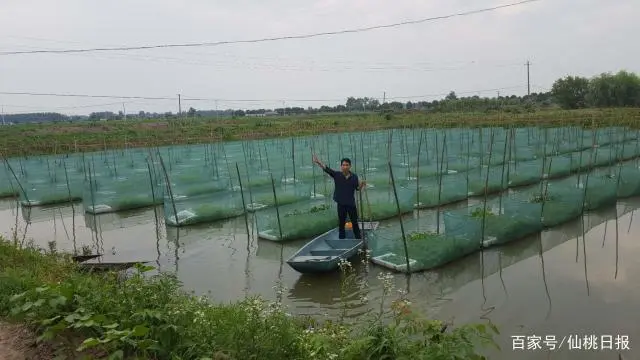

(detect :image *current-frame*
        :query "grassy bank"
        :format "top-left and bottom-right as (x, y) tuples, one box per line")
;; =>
(0, 238), (498, 359)
(1, 108), (639, 157)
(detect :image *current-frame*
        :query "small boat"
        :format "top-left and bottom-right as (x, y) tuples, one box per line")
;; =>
(78, 261), (150, 272)
(286, 221), (379, 274)
(71, 254), (102, 263)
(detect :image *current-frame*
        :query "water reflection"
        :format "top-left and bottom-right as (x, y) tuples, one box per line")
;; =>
(0, 196), (639, 358)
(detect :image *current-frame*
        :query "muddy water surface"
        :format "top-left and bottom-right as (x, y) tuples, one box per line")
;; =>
(1, 197), (638, 359)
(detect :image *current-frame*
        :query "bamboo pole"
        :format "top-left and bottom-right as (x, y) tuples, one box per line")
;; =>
(388, 162), (411, 273)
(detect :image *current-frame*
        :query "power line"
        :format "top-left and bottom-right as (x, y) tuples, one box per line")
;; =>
(0, 91), (175, 101)
(0, 0), (541, 56)
(0, 85), (532, 115)
(386, 86), (524, 100)
(527, 60), (531, 94)
(0, 85), (527, 104)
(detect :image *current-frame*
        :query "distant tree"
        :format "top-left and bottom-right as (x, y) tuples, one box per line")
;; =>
(551, 76), (590, 109)
(445, 91), (458, 101)
(586, 70), (640, 107)
(187, 107), (197, 117)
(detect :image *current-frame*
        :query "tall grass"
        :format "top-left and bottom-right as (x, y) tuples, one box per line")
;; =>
(0, 237), (498, 360)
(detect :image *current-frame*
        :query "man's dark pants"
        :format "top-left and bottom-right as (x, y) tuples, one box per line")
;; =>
(337, 204), (362, 239)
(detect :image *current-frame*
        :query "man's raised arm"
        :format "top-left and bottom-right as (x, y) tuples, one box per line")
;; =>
(312, 153), (335, 177)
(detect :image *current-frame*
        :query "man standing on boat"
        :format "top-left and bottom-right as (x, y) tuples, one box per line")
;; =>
(312, 154), (366, 239)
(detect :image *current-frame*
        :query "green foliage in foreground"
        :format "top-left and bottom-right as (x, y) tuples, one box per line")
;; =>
(0, 238), (498, 359)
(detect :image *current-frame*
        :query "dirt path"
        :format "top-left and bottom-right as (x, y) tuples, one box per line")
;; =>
(0, 322), (53, 360)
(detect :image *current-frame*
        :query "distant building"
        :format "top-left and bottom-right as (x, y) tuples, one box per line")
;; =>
(264, 111), (279, 116)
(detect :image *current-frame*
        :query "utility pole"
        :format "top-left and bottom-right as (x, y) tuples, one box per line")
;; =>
(383, 91), (386, 103)
(1, 105), (5, 125)
(526, 60), (531, 95)
(178, 94), (182, 117)
(122, 103), (127, 121)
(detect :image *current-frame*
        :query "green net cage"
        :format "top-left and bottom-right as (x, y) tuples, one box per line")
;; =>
(445, 197), (544, 248)
(15, 157), (84, 206)
(466, 166), (509, 196)
(83, 172), (164, 214)
(0, 162), (18, 198)
(413, 172), (469, 208)
(360, 184), (414, 221)
(256, 200), (337, 241)
(20, 204), (76, 224)
(244, 179), (317, 212)
(507, 159), (543, 187)
(19, 176), (83, 207)
(369, 213), (481, 273)
(83, 208), (158, 233)
(613, 163), (640, 198)
(507, 182), (585, 228)
(163, 190), (245, 227)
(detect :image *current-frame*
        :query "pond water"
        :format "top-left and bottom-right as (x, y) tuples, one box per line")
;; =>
(0, 195), (637, 359)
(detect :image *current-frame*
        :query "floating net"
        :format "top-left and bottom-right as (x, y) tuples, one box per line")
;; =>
(164, 190), (245, 227)
(413, 172), (468, 208)
(615, 163), (640, 198)
(0, 163), (18, 198)
(3, 126), (640, 262)
(83, 173), (164, 214)
(83, 208), (158, 233)
(508, 183), (585, 228)
(466, 166), (509, 196)
(256, 200), (337, 241)
(11, 156), (83, 206)
(444, 197), (544, 248)
(369, 214), (481, 273)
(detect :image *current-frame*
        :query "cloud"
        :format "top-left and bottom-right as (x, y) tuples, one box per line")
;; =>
(0, 0), (638, 114)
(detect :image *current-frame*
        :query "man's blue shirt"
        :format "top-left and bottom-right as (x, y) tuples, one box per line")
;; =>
(323, 166), (360, 207)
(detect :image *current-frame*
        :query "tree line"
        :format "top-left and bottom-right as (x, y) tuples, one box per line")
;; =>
(551, 70), (640, 109)
(2, 69), (638, 124)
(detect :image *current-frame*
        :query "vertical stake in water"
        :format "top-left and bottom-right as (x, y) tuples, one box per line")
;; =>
(157, 153), (180, 227)
(415, 130), (424, 211)
(577, 128), (586, 183)
(241, 145), (255, 207)
(388, 162), (411, 273)
(311, 143), (317, 198)
(580, 130), (598, 214)
(112, 149), (118, 178)
(436, 132), (446, 234)
(4, 158), (29, 204)
(291, 137), (296, 182)
(62, 160), (77, 255)
(146, 158), (160, 226)
(221, 143), (234, 190)
(236, 163), (251, 237)
(212, 145), (219, 179)
(358, 134), (369, 249)
(479, 127), (484, 167)
(466, 130), (471, 193)
(499, 128), (510, 210)
(270, 175), (284, 241)
(87, 163), (97, 218)
(615, 138), (625, 197)
(480, 129), (495, 248)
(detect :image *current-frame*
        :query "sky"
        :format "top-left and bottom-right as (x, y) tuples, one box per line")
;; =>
(0, 0), (638, 116)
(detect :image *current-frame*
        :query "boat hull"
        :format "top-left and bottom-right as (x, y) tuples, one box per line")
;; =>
(286, 222), (379, 274)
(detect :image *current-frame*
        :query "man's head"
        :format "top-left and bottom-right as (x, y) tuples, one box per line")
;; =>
(340, 158), (352, 174)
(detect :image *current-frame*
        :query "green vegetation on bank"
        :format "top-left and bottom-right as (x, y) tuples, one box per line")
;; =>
(1, 107), (639, 157)
(0, 238), (498, 359)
